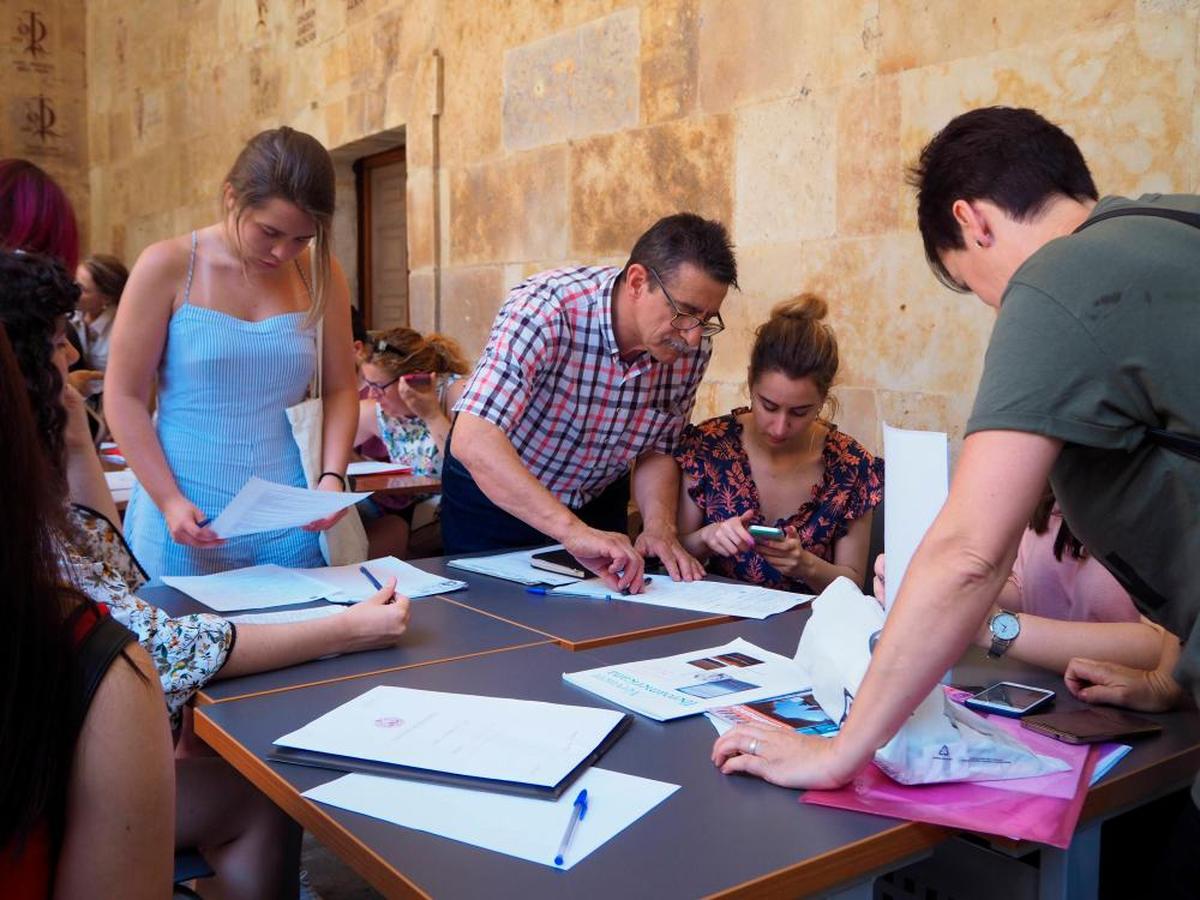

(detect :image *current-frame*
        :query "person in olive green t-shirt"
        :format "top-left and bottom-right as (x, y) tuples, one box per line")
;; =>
(709, 107), (1199, 895)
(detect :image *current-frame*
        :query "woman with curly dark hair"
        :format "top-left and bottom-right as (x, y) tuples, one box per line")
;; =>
(0, 317), (173, 895)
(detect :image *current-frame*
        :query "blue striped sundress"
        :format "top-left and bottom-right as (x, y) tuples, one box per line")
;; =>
(124, 232), (325, 577)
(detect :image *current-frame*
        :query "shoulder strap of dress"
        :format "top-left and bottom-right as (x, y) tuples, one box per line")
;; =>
(69, 606), (135, 733)
(182, 231), (198, 305)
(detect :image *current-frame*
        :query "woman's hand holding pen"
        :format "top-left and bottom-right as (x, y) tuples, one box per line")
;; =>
(341, 576), (412, 652)
(163, 494), (224, 548)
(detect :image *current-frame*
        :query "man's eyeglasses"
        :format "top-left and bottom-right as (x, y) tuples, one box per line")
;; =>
(363, 373), (400, 393)
(648, 267), (724, 337)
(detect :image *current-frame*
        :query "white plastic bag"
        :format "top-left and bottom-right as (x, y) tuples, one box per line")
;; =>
(797, 577), (1069, 785)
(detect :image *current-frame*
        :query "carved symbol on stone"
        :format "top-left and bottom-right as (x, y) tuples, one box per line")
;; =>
(22, 94), (58, 143)
(17, 9), (48, 58)
(257, 0), (269, 27)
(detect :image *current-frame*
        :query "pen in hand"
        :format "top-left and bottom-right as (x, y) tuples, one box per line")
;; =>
(554, 788), (588, 867)
(359, 565), (396, 604)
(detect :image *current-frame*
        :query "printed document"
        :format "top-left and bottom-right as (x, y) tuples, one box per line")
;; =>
(882, 424), (948, 612)
(448, 545), (580, 586)
(207, 476), (371, 538)
(551, 575), (807, 619)
(563, 638), (809, 721)
(162, 564), (337, 612)
(274, 685), (627, 788)
(305, 556), (466, 601)
(104, 468), (138, 503)
(303, 766), (678, 870)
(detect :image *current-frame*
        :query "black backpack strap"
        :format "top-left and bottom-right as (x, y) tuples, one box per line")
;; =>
(1145, 427), (1200, 463)
(69, 606), (136, 731)
(1073, 205), (1200, 233)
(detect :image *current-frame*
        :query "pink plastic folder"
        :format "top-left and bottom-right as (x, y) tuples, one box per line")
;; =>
(802, 691), (1102, 847)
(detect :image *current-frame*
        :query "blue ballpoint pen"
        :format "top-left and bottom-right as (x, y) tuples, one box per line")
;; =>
(359, 565), (383, 590)
(526, 576), (651, 598)
(554, 788), (588, 866)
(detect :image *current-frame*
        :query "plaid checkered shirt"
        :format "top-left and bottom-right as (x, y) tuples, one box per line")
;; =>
(454, 266), (712, 509)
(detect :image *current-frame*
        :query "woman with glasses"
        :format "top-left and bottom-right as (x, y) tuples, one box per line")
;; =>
(354, 327), (470, 557)
(675, 294), (883, 594)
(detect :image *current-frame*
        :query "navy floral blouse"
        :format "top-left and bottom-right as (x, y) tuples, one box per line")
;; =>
(675, 409), (884, 592)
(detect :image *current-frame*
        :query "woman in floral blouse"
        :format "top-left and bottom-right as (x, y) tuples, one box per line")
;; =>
(354, 326), (470, 557)
(675, 294), (883, 593)
(0, 250), (412, 732)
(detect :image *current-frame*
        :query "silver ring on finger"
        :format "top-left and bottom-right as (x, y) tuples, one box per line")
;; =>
(748, 737), (759, 756)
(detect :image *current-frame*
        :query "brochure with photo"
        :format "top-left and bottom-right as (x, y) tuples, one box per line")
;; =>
(562, 638), (808, 721)
(707, 689), (839, 738)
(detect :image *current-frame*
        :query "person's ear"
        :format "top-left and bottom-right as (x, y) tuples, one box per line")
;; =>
(625, 263), (650, 300)
(952, 199), (993, 249)
(222, 183), (237, 213)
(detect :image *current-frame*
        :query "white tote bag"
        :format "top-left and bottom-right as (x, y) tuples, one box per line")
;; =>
(286, 315), (369, 566)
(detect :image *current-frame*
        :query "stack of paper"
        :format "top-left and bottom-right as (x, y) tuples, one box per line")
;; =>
(448, 545), (580, 586)
(551, 575), (808, 619)
(564, 638), (810, 721)
(305, 557), (466, 602)
(346, 460), (413, 477)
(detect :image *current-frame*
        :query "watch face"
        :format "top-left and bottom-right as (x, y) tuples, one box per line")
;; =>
(992, 612), (1020, 641)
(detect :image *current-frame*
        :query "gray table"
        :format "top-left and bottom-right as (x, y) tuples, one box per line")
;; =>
(196, 611), (946, 898)
(141, 583), (550, 704)
(411, 553), (752, 650)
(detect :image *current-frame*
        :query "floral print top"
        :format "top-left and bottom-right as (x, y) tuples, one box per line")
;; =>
(60, 504), (234, 728)
(374, 374), (460, 506)
(675, 409), (884, 592)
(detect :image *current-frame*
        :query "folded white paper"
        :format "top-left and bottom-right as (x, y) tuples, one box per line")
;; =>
(163, 564), (337, 612)
(306, 556), (466, 601)
(303, 767), (678, 870)
(882, 424), (949, 612)
(227, 605), (347, 626)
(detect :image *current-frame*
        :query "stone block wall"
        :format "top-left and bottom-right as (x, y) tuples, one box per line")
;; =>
(1, 0), (88, 248)
(81, 0), (1199, 455)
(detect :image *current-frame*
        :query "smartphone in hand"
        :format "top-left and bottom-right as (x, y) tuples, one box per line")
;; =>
(748, 524), (786, 542)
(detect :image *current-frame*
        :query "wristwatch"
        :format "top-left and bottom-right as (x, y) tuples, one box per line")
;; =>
(986, 610), (1020, 658)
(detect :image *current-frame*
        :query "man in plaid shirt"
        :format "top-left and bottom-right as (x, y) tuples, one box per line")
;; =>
(442, 214), (738, 593)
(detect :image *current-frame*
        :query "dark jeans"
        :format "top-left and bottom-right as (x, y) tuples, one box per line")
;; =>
(440, 430), (629, 554)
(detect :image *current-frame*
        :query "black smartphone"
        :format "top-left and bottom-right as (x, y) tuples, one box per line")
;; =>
(530, 548), (589, 579)
(1021, 708), (1163, 744)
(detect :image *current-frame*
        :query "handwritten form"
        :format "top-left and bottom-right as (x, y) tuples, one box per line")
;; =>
(208, 476), (371, 538)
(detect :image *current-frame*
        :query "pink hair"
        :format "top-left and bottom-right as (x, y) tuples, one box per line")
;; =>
(0, 159), (80, 271)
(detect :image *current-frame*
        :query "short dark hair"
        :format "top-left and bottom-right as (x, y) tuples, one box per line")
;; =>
(908, 107), (1098, 291)
(624, 213), (738, 289)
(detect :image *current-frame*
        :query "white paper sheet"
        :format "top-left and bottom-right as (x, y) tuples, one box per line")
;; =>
(563, 638), (810, 721)
(550, 574), (807, 619)
(104, 468), (138, 503)
(305, 556), (466, 601)
(274, 686), (626, 789)
(163, 564), (337, 612)
(227, 605), (347, 626)
(882, 424), (949, 612)
(448, 545), (580, 586)
(303, 767), (678, 870)
(208, 476), (372, 538)
(346, 460), (413, 477)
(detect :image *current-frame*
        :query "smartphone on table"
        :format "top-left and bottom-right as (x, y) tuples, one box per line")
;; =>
(748, 524), (786, 542)
(963, 681), (1056, 718)
(1021, 707), (1163, 744)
